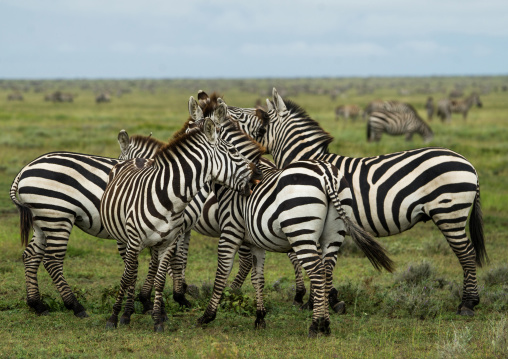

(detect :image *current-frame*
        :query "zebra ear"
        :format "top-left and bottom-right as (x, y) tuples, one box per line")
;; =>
(189, 96), (204, 121)
(272, 88), (287, 114)
(118, 130), (130, 153)
(198, 90), (210, 109)
(214, 100), (228, 125)
(203, 118), (217, 144)
(266, 99), (274, 112)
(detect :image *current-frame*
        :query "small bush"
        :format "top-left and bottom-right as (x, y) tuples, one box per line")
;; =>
(436, 326), (472, 359)
(382, 282), (442, 319)
(395, 261), (434, 285)
(481, 285), (508, 311)
(483, 265), (508, 286)
(491, 317), (508, 357)
(219, 288), (256, 316)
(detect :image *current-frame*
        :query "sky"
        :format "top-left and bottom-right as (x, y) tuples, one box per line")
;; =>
(0, 0), (507, 79)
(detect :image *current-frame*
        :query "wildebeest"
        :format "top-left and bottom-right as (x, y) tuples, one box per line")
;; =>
(7, 93), (24, 101)
(96, 93), (111, 103)
(44, 91), (74, 103)
(437, 93), (482, 122)
(335, 104), (361, 121)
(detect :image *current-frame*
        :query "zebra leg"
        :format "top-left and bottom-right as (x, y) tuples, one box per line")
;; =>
(436, 218), (479, 315)
(23, 231), (49, 315)
(250, 246), (267, 329)
(287, 251), (306, 306)
(170, 237), (191, 309)
(198, 235), (242, 326)
(106, 247), (140, 329)
(115, 240), (135, 325)
(138, 247), (158, 314)
(291, 246), (329, 337)
(230, 244), (253, 290)
(152, 246), (173, 333)
(41, 221), (88, 318)
(178, 231), (191, 293)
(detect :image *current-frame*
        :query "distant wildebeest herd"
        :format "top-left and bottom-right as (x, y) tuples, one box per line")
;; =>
(334, 92), (483, 143)
(10, 88), (486, 337)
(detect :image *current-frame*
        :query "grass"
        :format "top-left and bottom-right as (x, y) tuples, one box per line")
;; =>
(1, 76), (508, 358)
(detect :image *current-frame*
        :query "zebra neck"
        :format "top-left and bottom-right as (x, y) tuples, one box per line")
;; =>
(271, 137), (329, 168)
(152, 147), (212, 204)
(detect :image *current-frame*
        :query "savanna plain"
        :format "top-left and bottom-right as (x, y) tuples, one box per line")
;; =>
(0, 77), (507, 358)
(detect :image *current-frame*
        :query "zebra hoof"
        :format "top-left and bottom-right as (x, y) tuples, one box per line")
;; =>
(459, 307), (475, 317)
(144, 309), (153, 316)
(301, 301), (313, 311)
(38, 310), (50, 316)
(254, 319), (266, 329)
(119, 316), (131, 325)
(154, 323), (164, 333)
(105, 321), (117, 330)
(332, 301), (346, 315)
(74, 310), (89, 318)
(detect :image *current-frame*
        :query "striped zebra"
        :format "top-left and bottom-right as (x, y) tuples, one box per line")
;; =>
(225, 88), (486, 316)
(363, 99), (419, 120)
(437, 93), (483, 122)
(335, 104), (361, 121)
(367, 110), (434, 143)
(198, 154), (393, 336)
(100, 97), (264, 332)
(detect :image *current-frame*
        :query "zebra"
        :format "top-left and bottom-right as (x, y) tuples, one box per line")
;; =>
(96, 93), (111, 103)
(100, 97), (264, 332)
(437, 93), (482, 122)
(335, 104), (361, 121)
(226, 88), (487, 317)
(425, 96), (435, 121)
(197, 153), (393, 337)
(9, 126), (193, 318)
(363, 99), (419, 120)
(367, 110), (434, 143)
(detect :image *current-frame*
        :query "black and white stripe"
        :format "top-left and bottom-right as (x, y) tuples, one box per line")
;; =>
(198, 156), (393, 336)
(100, 98), (263, 332)
(367, 110), (434, 142)
(233, 88), (486, 316)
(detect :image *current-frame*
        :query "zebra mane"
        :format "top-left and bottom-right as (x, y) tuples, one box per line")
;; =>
(155, 122), (204, 158)
(129, 134), (165, 148)
(283, 98), (334, 149)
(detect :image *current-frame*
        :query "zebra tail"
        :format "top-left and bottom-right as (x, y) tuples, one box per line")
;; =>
(325, 168), (394, 273)
(10, 172), (33, 247)
(469, 184), (488, 267)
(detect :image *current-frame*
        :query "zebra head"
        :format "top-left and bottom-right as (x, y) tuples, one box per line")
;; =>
(196, 90), (269, 145)
(189, 96), (264, 197)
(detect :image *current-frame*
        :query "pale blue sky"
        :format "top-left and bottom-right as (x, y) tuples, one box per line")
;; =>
(1, 0), (506, 78)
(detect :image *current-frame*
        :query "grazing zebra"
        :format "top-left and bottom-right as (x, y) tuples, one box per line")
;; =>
(425, 96), (435, 121)
(7, 93), (24, 101)
(335, 104), (361, 121)
(100, 97), (264, 332)
(227, 88), (486, 316)
(367, 110), (434, 143)
(96, 92), (111, 103)
(363, 99), (419, 120)
(198, 154), (393, 336)
(437, 93), (483, 122)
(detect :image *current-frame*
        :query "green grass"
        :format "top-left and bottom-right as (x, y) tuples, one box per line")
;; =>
(1, 77), (508, 358)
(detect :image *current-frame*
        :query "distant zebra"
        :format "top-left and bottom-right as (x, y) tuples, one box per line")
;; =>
(367, 110), (434, 143)
(363, 99), (418, 120)
(425, 96), (435, 121)
(437, 93), (482, 122)
(231, 88), (486, 316)
(100, 97), (264, 332)
(198, 155), (393, 336)
(335, 104), (361, 121)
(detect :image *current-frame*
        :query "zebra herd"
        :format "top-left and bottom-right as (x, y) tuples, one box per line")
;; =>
(335, 92), (482, 143)
(10, 88), (486, 336)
